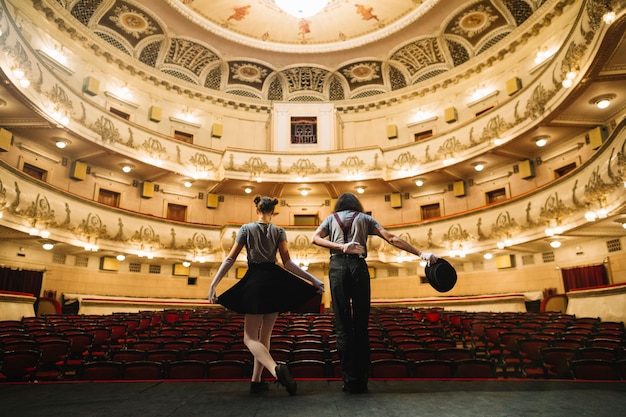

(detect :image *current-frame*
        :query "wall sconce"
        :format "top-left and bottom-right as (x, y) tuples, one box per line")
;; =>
(545, 224), (563, 237)
(562, 68), (577, 88)
(603, 11), (616, 24)
(590, 94), (615, 109)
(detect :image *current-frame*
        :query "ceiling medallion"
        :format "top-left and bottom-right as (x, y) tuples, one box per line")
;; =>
(455, 5), (499, 38)
(109, 5), (157, 39)
(342, 63), (380, 83)
(231, 63), (267, 83)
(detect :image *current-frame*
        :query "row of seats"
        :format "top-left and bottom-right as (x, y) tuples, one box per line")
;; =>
(1, 307), (625, 381)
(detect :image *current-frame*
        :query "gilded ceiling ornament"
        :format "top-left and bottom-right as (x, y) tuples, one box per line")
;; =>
(390, 38), (445, 77)
(282, 67), (329, 93)
(452, 5), (499, 39)
(109, 5), (158, 39)
(165, 39), (219, 76)
(342, 63), (381, 83)
(231, 63), (268, 84)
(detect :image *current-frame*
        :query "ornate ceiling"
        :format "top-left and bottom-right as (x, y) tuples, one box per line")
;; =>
(63, 0), (543, 101)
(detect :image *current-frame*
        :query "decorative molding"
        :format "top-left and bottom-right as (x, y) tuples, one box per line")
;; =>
(169, 116), (202, 129)
(92, 172), (131, 185)
(18, 143), (61, 164)
(466, 90), (500, 108)
(104, 91), (140, 109)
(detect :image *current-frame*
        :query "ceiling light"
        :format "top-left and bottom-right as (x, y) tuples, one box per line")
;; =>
(42, 242), (54, 250)
(243, 186), (254, 194)
(183, 180), (193, 188)
(549, 240), (562, 249)
(299, 187), (311, 196)
(54, 139), (70, 149)
(590, 94), (616, 109)
(120, 163), (134, 173)
(472, 161), (486, 172)
(182, 261), (191, 267)
(534, 137), (547, 147)
(355, 186), (366, 194)
(415, 179), (424, 187)
(275, 0), (329, 18)
(116, 254), (126, 261)
(483, 253), (493, 260)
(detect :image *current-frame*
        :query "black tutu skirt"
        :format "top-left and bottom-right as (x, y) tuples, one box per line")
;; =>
(217, 262), (318, 314)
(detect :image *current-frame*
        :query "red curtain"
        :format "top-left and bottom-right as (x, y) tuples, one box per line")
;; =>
(0, 267), (43, 296)
(561, 264), (608, 292)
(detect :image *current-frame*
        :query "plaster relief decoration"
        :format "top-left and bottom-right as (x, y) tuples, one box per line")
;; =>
(75, 213), (108, 248)
(91, 116), (122, 145)
(130, 225), (161, 255)
(490, 212), (519, 243)
(442, 223), (470, 254)
(23, 194), (56, 229)
(185, 232), (214, 261)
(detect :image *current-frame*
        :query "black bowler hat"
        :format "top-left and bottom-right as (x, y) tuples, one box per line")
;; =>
(425, 258), (457, 293)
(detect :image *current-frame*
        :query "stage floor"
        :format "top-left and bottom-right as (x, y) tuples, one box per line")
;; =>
(2, 379), (625, 417)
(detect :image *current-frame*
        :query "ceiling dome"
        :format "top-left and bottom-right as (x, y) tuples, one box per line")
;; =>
(163, 0), (442, 53)
(66, 0), (539, 102)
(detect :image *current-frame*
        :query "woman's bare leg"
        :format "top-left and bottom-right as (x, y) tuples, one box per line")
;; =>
(244, 313), (278, 382)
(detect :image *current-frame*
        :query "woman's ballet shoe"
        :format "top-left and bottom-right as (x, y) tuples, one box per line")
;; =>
(275, 364), (297, 395)
(250, 381), (269, 394)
